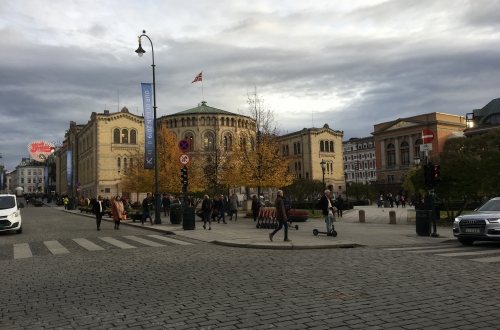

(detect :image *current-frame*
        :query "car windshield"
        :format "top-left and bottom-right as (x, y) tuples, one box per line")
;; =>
(0, 196), (16, 210)
(477, 199), (500, 212)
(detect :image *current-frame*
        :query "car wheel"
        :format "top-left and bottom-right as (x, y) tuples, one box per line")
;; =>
(16, 226), (22, 234)
(458, 238), (473, 246)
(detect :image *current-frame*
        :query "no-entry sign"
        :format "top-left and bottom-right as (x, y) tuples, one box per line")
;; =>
(422, 129), (434, 144)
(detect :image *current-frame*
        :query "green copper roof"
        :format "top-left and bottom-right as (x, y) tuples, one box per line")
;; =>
(175, 101), (235, 116)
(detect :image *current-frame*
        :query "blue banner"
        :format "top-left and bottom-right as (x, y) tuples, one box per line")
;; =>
(66, 150), (72, 186)
(141, 83), (155, 169)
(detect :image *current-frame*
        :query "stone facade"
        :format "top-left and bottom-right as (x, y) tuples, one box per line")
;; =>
(278, 124), (345, 196)
(343, 137), (376, 185)
(372, 112), (466, 193)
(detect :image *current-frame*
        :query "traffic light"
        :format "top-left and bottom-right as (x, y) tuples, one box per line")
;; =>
(424, 163), (433, 188)
(180, 166), (188, 186)
(432, 164), (441, 182)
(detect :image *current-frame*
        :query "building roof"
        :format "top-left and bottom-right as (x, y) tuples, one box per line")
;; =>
(278, 124), (343, 139)
(174, 101), (236, 116)
(473, 98), (500, 124)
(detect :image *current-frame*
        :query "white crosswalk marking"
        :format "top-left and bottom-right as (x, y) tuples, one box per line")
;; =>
(44, 240), (70, 255)
(436, 250), (500, 257)
(13, 243), (32, 259)
(408, 248), (465, 254)
(99, 237), (136, 249)
(147, 234), (193, 245)
(470, 255), (500, 263)
(123, 235), (165, 247)
(73, 238), (105, 251)
(386, 244), (456, 251)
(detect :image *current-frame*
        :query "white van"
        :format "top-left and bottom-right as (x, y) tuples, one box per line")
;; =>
(0, 194), (23, 234)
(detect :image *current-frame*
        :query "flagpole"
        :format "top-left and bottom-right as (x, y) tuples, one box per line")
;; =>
(201, 71), (204, 101)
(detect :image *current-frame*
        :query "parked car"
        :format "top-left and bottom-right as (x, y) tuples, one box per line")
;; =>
(453, 197), (500, 245)
(0, 194), (23, 234)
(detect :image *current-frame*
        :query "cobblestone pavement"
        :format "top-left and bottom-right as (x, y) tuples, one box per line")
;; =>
(2, 241), (500, 329)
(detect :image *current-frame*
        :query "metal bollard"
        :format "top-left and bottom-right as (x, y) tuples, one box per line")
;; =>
(389, 210), (396, 224)
(359, 210), (365, 223)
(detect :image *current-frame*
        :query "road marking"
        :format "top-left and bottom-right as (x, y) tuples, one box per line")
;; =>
(123, 235), (165, 247)
(73, 238), (105, 251)
(13, 243), (32, 259)
(470, 255), (500, 263)
(99, 237), (136, 249)
(385, 244), (456, 251)
(147, 234), (193, 245)
(436, 250), (500, 257)
(44, 240), (70, 255)
(409, 248), (465, 254)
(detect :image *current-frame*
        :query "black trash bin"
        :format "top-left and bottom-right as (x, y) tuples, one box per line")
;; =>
(170, 203), (183, 224)
(182, 206), (196, 230)
(416, 210), (432, 236)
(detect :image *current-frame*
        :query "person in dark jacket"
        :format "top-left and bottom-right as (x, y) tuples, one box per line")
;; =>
(201, 194), (213, 230)
(141, 193), (154, 226)
(92, 195), (105, 231)
(319, 189), (335, 233)
(269, 190), (290, 242)
(214, 195), (227, 224)
(251, 195), (260, 222)
(336, 195), (344, 218)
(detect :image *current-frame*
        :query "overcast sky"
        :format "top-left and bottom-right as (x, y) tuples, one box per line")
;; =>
(2, 0), (500, 171)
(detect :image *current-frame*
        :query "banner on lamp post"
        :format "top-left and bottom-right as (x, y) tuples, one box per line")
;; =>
(66, 150), (72, 187)
(141, 83), (155, 169)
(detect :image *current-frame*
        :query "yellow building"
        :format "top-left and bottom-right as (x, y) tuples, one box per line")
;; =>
(278, 124), (345, 196)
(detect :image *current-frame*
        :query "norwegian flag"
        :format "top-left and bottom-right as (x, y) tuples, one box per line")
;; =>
(192, 72), (202, 83)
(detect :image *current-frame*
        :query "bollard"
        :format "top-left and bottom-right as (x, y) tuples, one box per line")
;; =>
(389, 210), (396, 224)
(359, 210), (365, 223)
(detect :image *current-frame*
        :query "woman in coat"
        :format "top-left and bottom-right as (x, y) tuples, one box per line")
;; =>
(111, 196), (125, 230)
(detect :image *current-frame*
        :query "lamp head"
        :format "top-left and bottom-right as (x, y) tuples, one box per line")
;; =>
(320, 159), (326, 170)
(135, 39), (146, 57)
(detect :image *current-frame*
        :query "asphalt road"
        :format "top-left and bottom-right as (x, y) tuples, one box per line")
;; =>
(1, 205), (500, 329)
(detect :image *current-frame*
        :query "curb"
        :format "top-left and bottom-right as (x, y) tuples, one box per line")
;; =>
(213, 240), (361, 250)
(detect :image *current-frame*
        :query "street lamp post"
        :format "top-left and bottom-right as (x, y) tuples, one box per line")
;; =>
(135, 30), (161, 224)
(320, 159), (326, 190)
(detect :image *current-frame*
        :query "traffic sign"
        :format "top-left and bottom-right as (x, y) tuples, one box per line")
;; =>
(178, 139), (190, 151)
(422, 129), (434, 144)
(179, 154), (190, 165)
(420, 143), (433, 152)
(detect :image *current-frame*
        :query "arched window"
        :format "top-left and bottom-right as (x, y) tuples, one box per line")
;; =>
(130, 129), (137, 144)
(330, 141), (334, 152)
(240, 137), (247, 151)
(400, 141), (410, 165)
(123, 158), (127, 171)
(203, 132), (215, 151)
(117, 157), (121, 171)
(320, 141), (325, 152)
(250, 137), (256, 151)
(387, 143), (396, 167)
(121, 129), (128, 143)
(223, 134), (233, 151)
(113, 128), (120, 144)
(185, 132), (195, 152)
(414, 138), (422, 161)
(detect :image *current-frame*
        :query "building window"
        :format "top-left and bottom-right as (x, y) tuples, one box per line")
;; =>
(387, 175), (395, 183)
(414, 138), (422, 161)
(320, 141), (324, 152)
(121, 129), (128, 143)
(113, 128), (120, 144)
(117, 157), (121, 171)
(185, 133), (195, 151)
(400, 141), (410, 165)
(387, 143), (396, 167)
(130, 129), (137, 144)
(223, 134), (233, 151)
(330, 141), (334, 152)
(123, 158), (127, 171)
(203, 132), (215, 151)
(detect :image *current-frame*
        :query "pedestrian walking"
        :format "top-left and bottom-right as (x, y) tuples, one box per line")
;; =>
(251, 195), (260, 222)
(162, 193), (171, 217)
(269, 190), (290, 242)
(201, 194), (213, 230)
(229, 193), (238, 221)
(319, 189), (335, 234)
(336, 195), (344, 218)
(92, 195), (105, 231)
(111, 196), (125, 230)
(215, 195), (227, 224)
(141, 193), (154, 226)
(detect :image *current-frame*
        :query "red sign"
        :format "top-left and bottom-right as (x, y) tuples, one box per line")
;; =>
(422, 129), (434, 144)
(28, 140), (55, 162)
(179, 154), (190, 165)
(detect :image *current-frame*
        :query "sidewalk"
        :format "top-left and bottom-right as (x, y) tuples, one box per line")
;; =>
(54, 203), (455, 249)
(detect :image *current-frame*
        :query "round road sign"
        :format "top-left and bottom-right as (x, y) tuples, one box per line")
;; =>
(179, 154), (190, 165)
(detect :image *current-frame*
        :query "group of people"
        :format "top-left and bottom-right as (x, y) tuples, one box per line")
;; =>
(200, 193), (239, 230)
(377, 193), (406, 208)
(92, 195), (126, 230)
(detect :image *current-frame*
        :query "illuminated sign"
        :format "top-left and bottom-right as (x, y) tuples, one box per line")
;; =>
(28, 140), (56, 162)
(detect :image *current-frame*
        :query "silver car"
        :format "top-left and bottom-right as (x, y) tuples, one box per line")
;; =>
(453, 197), (500, 245)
